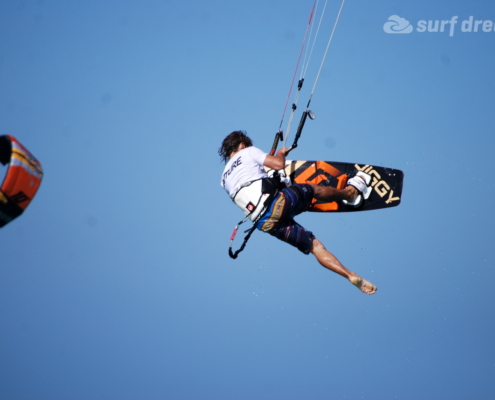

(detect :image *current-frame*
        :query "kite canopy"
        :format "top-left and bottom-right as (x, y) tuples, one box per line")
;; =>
(0, 135), (43, 227)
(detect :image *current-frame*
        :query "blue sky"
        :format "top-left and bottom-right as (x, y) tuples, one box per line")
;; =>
(0, 1), (494, 399)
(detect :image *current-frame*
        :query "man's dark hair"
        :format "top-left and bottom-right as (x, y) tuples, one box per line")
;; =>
(218, 130), (253, 163)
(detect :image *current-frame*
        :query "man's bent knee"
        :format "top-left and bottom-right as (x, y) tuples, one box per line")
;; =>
(310, 238), (325, 254)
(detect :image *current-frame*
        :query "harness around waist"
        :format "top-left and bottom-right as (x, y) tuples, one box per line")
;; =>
(232, 178), (279, 222)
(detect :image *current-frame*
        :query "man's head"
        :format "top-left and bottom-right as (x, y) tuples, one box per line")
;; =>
(218, 130), (253, 163)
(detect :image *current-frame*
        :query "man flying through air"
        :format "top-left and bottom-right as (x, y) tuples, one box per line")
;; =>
(219, 130), (377, 295)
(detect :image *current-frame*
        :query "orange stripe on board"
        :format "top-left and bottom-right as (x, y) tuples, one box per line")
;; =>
(317, 161), (342, 178)
(293, 161), (344, 184)
(293, 162), (317, 184)
(336, 174), (348, 189)
(310, 201), (339, 212)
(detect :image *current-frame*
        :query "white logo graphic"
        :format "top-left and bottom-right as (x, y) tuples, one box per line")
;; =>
(383, 15), (413, 34)
(384, 15), (495, 37)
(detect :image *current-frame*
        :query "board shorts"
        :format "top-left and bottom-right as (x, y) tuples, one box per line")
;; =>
(255, 184), (315, 255)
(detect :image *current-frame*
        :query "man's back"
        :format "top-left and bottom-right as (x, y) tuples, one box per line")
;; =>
(220, 146), (268, 197)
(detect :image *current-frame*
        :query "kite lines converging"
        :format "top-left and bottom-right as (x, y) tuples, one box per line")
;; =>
(270, 0), (347, 156)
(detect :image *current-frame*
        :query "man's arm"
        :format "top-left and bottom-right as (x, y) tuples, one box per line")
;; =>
(263, 147), (288, 171)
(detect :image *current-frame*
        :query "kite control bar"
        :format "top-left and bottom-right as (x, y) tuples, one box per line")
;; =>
(269, 130), (283, 156)
(286, 109), (315, 155)
(269, 109), (316, 156)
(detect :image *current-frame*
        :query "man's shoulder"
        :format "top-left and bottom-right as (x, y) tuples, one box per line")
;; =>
(247, 145), (265, 153)
(244, 146), (267, 160)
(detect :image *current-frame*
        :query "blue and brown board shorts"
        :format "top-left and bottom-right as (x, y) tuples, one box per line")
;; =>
(255, 184), (315, 255)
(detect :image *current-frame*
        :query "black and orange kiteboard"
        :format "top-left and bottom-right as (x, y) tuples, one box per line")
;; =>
(0, 135), (43, 227)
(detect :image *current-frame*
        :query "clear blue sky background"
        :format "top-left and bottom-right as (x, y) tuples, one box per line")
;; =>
(1, 1), (494, 399)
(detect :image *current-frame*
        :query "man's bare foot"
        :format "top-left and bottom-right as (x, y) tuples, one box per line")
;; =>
(349, 276), (377, 295)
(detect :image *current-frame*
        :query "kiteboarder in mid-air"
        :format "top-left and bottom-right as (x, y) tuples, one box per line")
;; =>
(219, 130), (377, 295)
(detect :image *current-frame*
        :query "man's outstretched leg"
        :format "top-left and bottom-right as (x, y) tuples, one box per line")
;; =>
(310, 171), (371, 205)
(310, 238), (377, 295)
(311, 184), (357, 203)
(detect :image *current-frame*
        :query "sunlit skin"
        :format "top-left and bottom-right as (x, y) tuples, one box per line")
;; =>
(229, 143), (377, 295)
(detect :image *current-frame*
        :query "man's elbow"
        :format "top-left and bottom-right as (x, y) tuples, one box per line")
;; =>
(269, 159), (285, 170)
(274, 160), (285, 170)
(264, 155), (286, 171)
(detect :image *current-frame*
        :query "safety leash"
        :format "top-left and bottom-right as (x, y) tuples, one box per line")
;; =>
(228, 217), (258, 260)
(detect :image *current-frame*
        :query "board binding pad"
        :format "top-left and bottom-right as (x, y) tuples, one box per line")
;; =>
(270, 160), (403, 212)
